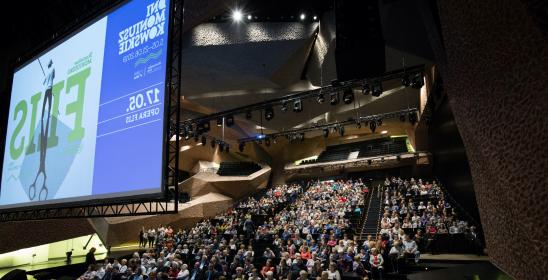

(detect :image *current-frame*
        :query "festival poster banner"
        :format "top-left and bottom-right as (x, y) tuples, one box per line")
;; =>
(0, 0), (169, 208)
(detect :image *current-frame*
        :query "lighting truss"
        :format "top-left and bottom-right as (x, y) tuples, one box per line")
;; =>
(179, 65), (424, 129)
(237, 108), (418, 143)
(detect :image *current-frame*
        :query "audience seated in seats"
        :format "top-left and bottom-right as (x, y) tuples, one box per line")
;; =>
(80, 176), (481, 280)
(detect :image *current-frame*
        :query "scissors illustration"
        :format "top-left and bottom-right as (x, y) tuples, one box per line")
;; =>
(29, 58), (53, 201)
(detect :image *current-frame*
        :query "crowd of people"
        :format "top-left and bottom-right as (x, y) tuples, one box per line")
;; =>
(79, 179), (372, 280)
(79, 177), (482, 280)
(365, 177), (482, 276)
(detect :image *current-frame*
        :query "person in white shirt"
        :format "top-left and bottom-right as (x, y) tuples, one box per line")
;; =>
(177, 264), (190, 280)
(325, 262), (341, 280)
(402, 235), (420, 264)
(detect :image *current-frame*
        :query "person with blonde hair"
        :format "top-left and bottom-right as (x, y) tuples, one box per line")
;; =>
(368, 248), (383, 280)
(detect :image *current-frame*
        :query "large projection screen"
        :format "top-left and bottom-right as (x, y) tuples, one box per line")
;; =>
(0, 0), (171, 209)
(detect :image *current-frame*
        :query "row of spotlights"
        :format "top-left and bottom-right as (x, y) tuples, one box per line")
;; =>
(232, 10), (318, 22)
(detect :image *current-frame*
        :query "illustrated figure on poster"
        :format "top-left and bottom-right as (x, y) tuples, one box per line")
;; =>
(29, 58), (54, 201)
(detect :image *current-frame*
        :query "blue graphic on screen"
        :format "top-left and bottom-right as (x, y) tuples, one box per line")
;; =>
(0, 0), (170, 208)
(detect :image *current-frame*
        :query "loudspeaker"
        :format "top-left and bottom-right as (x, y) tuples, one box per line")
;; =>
(0, 269), (26, 280)
(335, 0), (385, 80)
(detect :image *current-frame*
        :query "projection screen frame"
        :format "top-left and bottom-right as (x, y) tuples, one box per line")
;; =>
(0, 0), (184, 220)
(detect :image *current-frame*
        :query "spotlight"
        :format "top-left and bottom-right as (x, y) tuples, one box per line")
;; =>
(372, 80), (383, 97)
(232, 10), (243, 22)
(313, 15), (318, 21)
(343, 88), (354, 104)
(247, 14), (252, 20)
(219, 142), (224, 152)
(411, 73), (424, 88)
(203, 121), (210, 131)
(401, 75), (411, 87)
(323, 128), (329, 138)
(300, 13), (306, 20)
(238, 142), (245, 152)
(201, 135), (207, 145)
(317, 93), (325, 103)
(293, 99), (302, 112)
(245, 110), (252, 119)
(225, 115), (234, 127)
(281, 101), (288, 112)
(217, 117), (223, 127)
(210, 138), (216, 148)
(265, 106), (274, 121)
(339, 126), (345, 136)
(409, 111), (418, 125)
(377, 119), (383, 126)
(265, 138), (271, 147)
(362, 82), (371, 95)
(330, 92), (340, 105)
(369, 121), (377, 133)
(399, 113), (406, 122)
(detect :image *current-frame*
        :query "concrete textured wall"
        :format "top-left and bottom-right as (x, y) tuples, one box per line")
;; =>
(432, 0), (548, 278)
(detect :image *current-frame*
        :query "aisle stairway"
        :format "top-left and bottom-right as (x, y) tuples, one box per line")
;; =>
(360, 184), (384, 239)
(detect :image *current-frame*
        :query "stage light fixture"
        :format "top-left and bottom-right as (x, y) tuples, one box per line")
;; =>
(409, 111), (418, 125)
(377, 118), (383, 126)
(339, 126), (345, 136)
(372, 80), (383, 97)
(293, 99), (303, 112)
(245, 110), (252, 119)
(401, 75), (411, 87)
(239, 142), (245, 152)
(362, 82), (371, 95)
(201, 135), (207, 145)
(411, 73), (424, 88)
(226, 115), (234, 127)
(369, 121), (377, 133)
(300, 13), (306, 20)
(219, 142), (224, 152)
(313, 15), (318, 21)
(343, 88), (354, 104)
(317, 93), (325, 103)
(323, 128), (329, 138)
(217, 117), (223, 126)
(281, 101), (288, 112)
(232, 10), (243, 22)
(330, 92), (340, 105)
(247, 14), (252, 20)
(265, 106), (274, 121)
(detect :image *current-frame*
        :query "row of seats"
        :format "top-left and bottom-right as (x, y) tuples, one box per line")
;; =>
(217, 161), (262, 176)
(301, 137), (408, 165)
